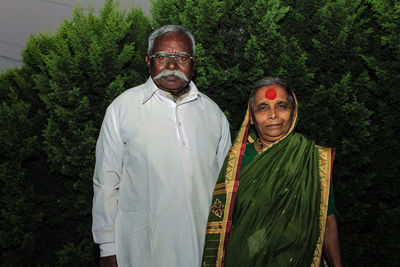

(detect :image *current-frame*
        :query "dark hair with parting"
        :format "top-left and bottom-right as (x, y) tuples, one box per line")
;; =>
(250, 77), (295, 116)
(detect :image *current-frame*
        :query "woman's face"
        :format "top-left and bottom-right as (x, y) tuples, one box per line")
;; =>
(252, 84), (294, 145)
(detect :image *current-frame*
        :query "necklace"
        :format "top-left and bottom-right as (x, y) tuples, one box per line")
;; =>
(254, 138), (268, 153)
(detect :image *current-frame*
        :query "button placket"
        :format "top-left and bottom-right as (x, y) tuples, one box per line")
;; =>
(175, 105), (186, 147)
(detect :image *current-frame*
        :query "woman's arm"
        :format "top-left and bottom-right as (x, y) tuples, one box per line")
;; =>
(324, 214), (343, 267)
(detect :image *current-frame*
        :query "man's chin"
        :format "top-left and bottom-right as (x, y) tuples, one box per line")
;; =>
(169, 89), (188, 98)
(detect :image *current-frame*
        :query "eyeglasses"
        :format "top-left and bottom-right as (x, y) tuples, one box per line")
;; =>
(150, 51), (194, 66)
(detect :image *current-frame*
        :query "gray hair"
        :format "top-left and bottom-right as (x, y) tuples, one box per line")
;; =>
(147, 25), (196, 56)
(250, 77), (295, 115)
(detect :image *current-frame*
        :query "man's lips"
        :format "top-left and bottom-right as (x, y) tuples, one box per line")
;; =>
(163, 75), (180, 80)
(162, 75), (181, 82)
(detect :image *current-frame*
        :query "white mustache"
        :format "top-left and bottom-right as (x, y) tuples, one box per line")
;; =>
(153, 69), (189, 82)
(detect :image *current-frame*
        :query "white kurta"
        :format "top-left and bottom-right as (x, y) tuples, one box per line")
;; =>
(92, 78), (231, 267)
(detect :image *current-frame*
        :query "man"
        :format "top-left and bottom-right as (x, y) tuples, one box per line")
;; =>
(92, 25), (231, 267)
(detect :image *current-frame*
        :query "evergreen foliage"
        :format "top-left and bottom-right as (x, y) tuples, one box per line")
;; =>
(0, 0), (151, 265)
(151, 0), (398, 265)
(0, 77), (43, 266)
(151, 0), (311, 131)
(0, 0), (398, 265)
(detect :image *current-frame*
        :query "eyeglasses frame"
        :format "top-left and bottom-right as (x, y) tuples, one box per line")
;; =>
(150, 51), (195, 66)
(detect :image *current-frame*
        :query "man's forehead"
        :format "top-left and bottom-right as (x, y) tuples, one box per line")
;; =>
(153, 32), (192, 50)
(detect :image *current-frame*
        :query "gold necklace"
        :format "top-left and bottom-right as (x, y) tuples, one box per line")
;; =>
(254, 138), (267, 153)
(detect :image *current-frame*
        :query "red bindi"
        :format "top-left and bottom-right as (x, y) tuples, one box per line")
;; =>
(265, 89), (277, 100)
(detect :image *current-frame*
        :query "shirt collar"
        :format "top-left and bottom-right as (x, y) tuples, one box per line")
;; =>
(142, 77), (159, 104)
(142, 77), (201, 105)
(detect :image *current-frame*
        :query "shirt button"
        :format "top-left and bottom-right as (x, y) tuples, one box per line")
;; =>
(182, 141), (186, 146)
(178, 122), (182, 126)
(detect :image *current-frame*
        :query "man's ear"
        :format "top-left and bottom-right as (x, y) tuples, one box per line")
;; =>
(192, 56), (197, 71)
(145, 54), (151, 68)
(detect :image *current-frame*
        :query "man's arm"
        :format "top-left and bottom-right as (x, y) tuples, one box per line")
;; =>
(324, 214), (343, 267)
(92, 105), (124, 262)
(216, 114), (231, 169)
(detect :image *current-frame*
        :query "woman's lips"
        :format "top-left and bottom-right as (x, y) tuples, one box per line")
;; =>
(266, 124), (282, 128)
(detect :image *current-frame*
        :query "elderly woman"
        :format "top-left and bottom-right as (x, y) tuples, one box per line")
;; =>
(202, 78), (342, 266)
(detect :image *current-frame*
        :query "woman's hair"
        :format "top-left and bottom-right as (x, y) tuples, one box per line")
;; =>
(250, 77), (295, 115)
(147, 25), (196, 56)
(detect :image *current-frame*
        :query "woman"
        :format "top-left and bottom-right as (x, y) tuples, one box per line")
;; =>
(202, 78), (342, 266)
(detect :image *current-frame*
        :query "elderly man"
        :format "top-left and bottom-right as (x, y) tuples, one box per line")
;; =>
(92, 25), (231, 267)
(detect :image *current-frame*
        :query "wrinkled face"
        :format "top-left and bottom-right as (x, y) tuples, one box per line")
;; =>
(145, 31), (196, 97)
(252, 84), (294, 145)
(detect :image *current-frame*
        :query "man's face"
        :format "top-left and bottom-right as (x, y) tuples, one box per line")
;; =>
(145, 32), (196, 97)
(253, 84), (294, 145)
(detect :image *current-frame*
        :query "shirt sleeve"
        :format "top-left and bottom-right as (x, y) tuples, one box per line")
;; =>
(100, 242), (116, 257)
(92, 104), (124, 245)
(216, 113), (231, 170)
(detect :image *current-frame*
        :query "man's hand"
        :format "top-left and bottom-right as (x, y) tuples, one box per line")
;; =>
(100, 255), (118, 267)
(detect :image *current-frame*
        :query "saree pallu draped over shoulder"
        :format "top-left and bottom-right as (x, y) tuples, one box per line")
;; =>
(202, 102), (333, 267)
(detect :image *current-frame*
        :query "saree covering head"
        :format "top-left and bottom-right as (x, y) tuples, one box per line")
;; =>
(202, 80), (334, 267)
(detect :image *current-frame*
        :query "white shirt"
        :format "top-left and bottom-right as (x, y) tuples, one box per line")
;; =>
(92, 78), (231, 267)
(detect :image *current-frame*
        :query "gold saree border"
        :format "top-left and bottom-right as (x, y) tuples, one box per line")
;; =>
(311, 145), (332, 267)
(204, 105), (251, 266)
(215, 106), (250, 265)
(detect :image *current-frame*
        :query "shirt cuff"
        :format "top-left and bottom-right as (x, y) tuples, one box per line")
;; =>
(100, 242), (116, 257)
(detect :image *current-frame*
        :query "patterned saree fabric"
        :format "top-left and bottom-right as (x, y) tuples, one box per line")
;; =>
(202, 96), (333, 267)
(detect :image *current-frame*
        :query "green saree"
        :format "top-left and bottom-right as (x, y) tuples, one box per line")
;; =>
(202, 100), (333, 267)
